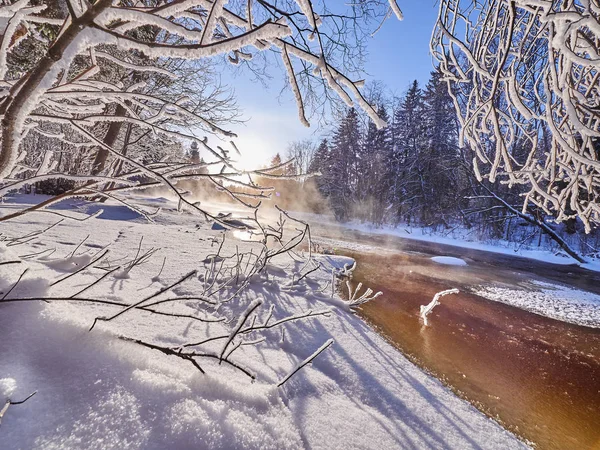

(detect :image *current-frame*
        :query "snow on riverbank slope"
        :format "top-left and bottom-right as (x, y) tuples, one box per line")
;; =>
(0, 194), (527, 449)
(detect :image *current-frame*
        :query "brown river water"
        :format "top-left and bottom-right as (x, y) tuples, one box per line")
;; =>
(311, 227), (600, 450)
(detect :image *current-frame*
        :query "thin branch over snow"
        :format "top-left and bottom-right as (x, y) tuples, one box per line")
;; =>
(277, 338), (334, 387)
(0, 391), (37, 427)
(0, 0), (398, 391)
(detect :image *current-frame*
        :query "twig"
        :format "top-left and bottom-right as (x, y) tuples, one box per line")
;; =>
(2, 268), (29, 300)
(0, 391), (37, 426)
(68, 234), (90, 258)
(277, 339), (334, 387)
(89, 270), (197, 330)
(219, 299), (263, 362)
(49, 249), (110, 287)
(70, 267), (121, 298)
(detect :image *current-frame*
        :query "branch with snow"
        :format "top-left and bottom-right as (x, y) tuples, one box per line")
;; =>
(345, 280), (383, 308)
(432, 0), (600, 231)
(0, 390), (37, 427)
(0, 207), (345, 384)
(0, 0), (401, 200)
(420, 288), (459, 326)
(0, 0), (401, 392)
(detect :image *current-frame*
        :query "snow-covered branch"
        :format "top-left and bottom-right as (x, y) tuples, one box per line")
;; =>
(420, 288), (459, 326)
(432, 0), (600, 231)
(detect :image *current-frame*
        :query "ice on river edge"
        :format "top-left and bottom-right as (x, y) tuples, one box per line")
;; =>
(472, 281), (600, 328)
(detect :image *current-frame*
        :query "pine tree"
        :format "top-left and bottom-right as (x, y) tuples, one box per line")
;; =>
(420, 69), (461, 225)
(358, 105), (392, 224)
(389, 80), (425, 224)
(328, 108), (361, 221)
(309, 139), (332, 195)
(271, 153), (283, 167)
(189, 141), (200, 164)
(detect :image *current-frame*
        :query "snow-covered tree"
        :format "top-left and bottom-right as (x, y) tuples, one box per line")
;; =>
(328, 108), (361, 221)
(356, 105), (391, 224)
(388, 80), (425, 224)
(0, 0), (404, 398)
(432, 0), (600, 231)
(0, 0), (403, 221)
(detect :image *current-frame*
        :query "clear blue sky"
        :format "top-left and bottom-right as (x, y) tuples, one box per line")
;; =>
(215, 3), (439, 170)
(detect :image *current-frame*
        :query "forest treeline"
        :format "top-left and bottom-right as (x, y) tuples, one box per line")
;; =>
(266, 70), (599, 260)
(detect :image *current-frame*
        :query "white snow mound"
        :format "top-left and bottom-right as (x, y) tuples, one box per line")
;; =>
(431, 256), (468, 266)
(0, 378), (17, 398)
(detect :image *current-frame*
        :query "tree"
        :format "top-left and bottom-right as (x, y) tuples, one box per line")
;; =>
(328, 108), (361, 221)
(357, 105), (391, 224)
(309, 138), (332, 197)
(286, 140), (317, 176)
(271, 153), (283, 169)
(0, 0), (402, 407)
(189, 141), (200, 164)
(0, 0), (403, 221)
(388, 80), (425, 224)
(419, 68), (462, 225)
(432, 0), (600, 231)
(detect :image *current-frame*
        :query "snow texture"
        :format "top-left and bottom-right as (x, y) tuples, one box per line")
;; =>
(472, 281), (600, 328)
(0, 378), (17, 399)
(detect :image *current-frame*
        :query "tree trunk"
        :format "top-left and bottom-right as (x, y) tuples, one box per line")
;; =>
(91, 104), (127, 176)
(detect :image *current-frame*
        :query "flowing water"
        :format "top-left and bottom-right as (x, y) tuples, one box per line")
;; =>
(311, 227), (600, 450)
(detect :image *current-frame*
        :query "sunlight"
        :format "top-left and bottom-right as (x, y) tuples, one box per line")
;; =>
(227, 135), (276, 172)
(232, 230), (254, 241)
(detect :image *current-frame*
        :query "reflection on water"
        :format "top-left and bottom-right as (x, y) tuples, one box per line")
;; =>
(345, 250), (600, 450)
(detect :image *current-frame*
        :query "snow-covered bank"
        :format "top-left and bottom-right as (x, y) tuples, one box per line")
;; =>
(472, 281), (600, 329)
(0, 195), (527, 449)
(344, 222), (597, 267)
(299, 211), (600, 271)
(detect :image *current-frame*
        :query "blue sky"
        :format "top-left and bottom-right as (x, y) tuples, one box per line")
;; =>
(216, 3), (440, 170)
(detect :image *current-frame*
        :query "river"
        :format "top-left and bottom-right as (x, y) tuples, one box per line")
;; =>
(311, 226), (600, 450)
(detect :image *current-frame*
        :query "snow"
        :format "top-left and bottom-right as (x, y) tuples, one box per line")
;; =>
(282, 43), (310, 127)
(0, 378), (17, 398)
(312, 218), (600, 271)
(0, 193), (527, 449)
(472, 281), (600, 328)
(388, 0), (404, 20)
(431, 256), (468, 266)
